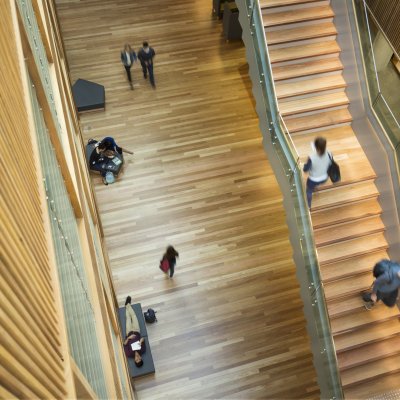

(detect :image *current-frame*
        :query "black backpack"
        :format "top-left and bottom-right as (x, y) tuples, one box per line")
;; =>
(144, 308), (157, 323)
(328, 153), (341, 183)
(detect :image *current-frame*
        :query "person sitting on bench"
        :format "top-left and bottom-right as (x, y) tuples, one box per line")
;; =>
(124, 296), (146, 367)
(101, 136), (123, 154)
(88, 141), (108, 175)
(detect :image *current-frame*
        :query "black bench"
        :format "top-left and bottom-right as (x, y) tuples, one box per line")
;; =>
(118, 303), (155, 377)
(72, 78), (105, 113)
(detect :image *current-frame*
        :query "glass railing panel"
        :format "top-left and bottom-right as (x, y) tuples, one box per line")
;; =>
(17, 0), (63, 140)
(354, 0), (400, 170)
(374, 94), (400, 145)
(353, 0), (380, 98)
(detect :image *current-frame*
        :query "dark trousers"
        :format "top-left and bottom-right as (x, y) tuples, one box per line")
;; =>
(169, 261), (176, 277)
(140, 61), (155, 86)
(363, 289), (399, 307)
(306, 178), (327, 208)
(124, 65), (132, 82)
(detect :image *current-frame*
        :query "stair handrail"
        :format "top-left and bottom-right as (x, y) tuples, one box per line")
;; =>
(238, 1), (343, 398)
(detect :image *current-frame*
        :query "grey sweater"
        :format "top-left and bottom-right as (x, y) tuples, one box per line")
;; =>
(372, 263), (400, 293)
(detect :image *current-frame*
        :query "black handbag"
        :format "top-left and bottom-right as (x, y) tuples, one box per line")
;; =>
(328, 153), (341, 183)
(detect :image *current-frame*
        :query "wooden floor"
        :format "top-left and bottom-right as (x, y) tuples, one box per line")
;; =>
(56, 0), (319, 398)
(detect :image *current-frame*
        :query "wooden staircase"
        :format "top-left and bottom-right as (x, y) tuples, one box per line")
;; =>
(261, 0), (400, 398)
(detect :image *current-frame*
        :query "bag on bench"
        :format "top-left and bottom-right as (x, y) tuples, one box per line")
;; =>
(144, 308), (157, 323)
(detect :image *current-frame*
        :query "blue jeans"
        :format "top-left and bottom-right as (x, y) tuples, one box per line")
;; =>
(306, 178), (327, 208)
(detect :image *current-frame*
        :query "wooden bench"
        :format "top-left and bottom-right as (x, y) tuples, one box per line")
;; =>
(118, 303), (155, 377)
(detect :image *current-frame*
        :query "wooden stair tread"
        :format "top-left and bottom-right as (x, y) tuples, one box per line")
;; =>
(320, 249), (388, 282)
(312, 179), (379, 211)
(272, 58), (343, 81)
(318, 232), (387, 265)
(260, 0), (322, 9)
(337, 336), (400, 370)
(275, 74), (346, 99)
(334, 318), (400, 353)
(343, 371), (400, 399)
(263, 6), (334, 27)
(269, 41), (341, 64)
(330, 306), (399, 335)
(311, 198), (381, 229)
(266, 22), (337, 45)
(284, 108), (352, 134)
(327, 294), (366, 318)
(280, 91), (349, 116)
(324, 273), (373, 301)
(341, 353), (400, 387)
(315, 216), (385, 247)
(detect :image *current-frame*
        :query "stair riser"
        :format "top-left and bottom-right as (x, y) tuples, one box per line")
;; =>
(290, 121), (352, 136)
(317, 227), (385, 247)
(342, 366), (400, 389)
(320, 243), (388, 266)
(274, 70), (344, 85)
(272, 53), (340, 66)
(265, 17), (334, 31)
(261, 1), (330, 12)
(323, 267), (377, 283)
(279, 86), (347, 102)
(332, 315), (400, 336)
(281, 100), (349, 116)
(283, 104), (349, 120)
(336, 332), (400, 354)
(338, 348), (400, 371)
(268, 33), (337, 46)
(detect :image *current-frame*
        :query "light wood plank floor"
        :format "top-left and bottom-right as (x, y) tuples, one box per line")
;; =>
(56, 0), (319, 398)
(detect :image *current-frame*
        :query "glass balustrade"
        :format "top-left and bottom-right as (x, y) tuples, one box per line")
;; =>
(354, 0), (400, 176)
(241, 1), (343, 398)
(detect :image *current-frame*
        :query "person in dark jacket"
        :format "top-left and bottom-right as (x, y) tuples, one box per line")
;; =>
(137, 41), (156, 87)
(362, 259), (400, 309)
(161, 245), (179, 278)
(120, 44), (137, 89)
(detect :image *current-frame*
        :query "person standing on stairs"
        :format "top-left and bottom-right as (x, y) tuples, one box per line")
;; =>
(121, 44), (137, 90)
(362, 259), (400, 310)
(303, 137), (332, 209)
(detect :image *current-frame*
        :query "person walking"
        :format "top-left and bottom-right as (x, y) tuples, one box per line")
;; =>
(137, 41), (156, 87)
(362, 259), (400, 310)
(303, 137), (332, 209)
(160, 245), (179, 278)
(120, 44), (137, 89)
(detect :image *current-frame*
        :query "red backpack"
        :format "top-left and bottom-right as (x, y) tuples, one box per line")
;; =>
(160, 258), (169, 273)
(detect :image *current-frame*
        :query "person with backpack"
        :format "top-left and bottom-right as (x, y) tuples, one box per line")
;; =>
(303, 137), (332, 209)
(160, 245), (179, 278)
(362, 259), (400, 310)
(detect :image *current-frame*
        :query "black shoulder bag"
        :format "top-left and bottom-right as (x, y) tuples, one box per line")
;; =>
(328, 153), (341, 183)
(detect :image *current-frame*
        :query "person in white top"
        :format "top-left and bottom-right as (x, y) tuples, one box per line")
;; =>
(120, 44), (137, 89)
(303, 137), (332, 209)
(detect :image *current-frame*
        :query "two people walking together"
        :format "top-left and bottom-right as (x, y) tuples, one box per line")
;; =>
(121, 42), (156, 89)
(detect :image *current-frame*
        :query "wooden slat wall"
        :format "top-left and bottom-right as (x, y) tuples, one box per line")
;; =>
(366, 0), (400, 55)
(0, 1), (68, 398)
